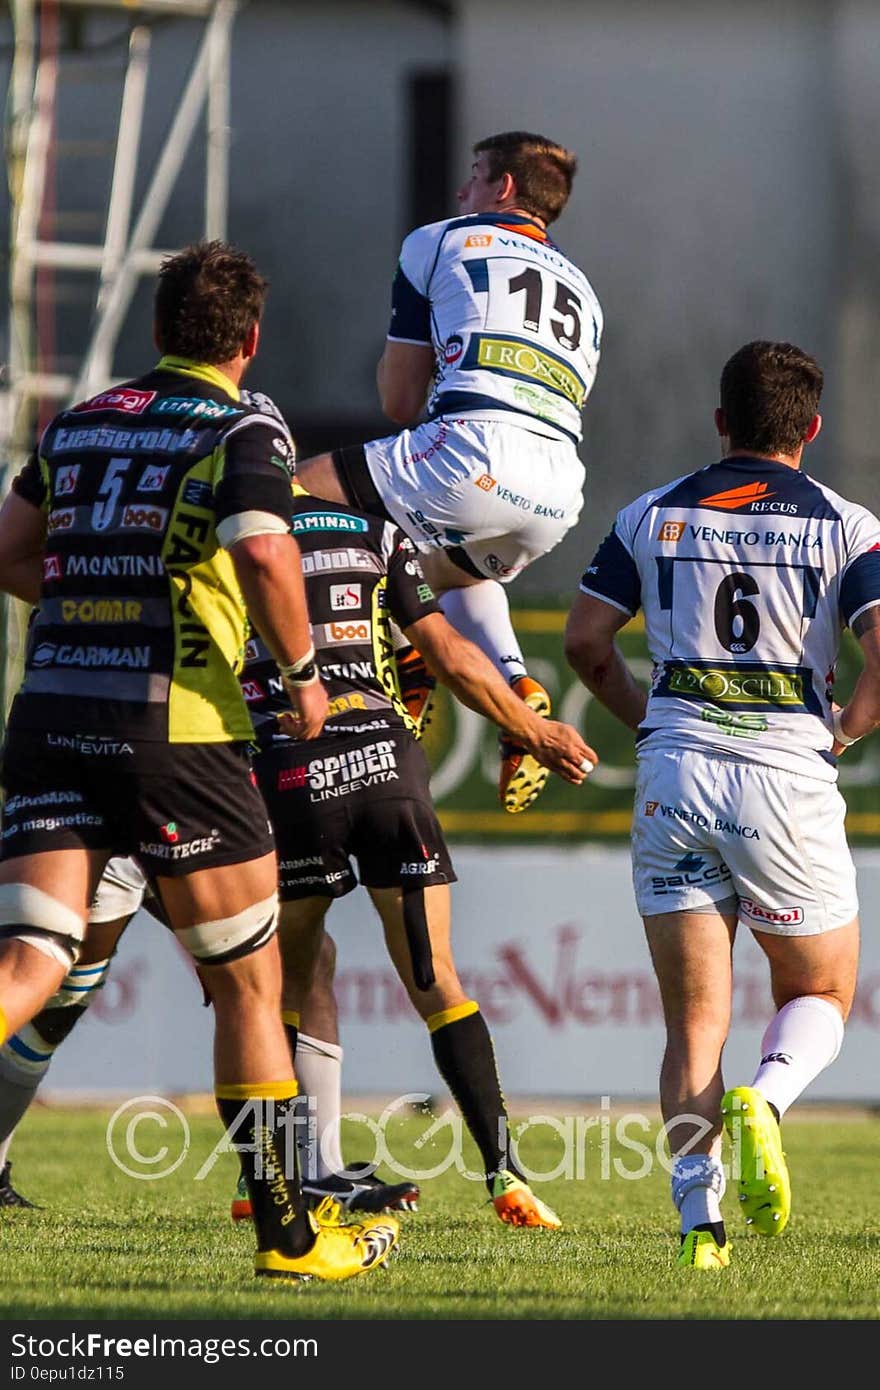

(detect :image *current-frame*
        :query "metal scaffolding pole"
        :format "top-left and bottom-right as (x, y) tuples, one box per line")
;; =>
(0, 0), (241, 721)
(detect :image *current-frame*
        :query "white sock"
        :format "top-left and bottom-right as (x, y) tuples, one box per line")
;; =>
(295, 1033), (344, 1180)
(439, 582), (526, 683)
(751, 995), (845, 1118)
(671, 1153), (726, 1234)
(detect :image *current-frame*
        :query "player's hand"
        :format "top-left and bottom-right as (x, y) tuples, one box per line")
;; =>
(522, 718), (598, 785)
(278, 677), (329, 740)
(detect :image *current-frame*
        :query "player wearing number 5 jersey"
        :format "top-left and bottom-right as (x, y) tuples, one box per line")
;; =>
(565, 341), (880, 1270)
(297, 132), (603, 813)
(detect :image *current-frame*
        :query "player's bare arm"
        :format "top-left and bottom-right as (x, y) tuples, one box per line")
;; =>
(407, 610), (596, 783)
(564, 591), (648, 733)
(832, 606), (880, 753)
(0, 491), (47, 605)
(376, 339), (435, 424)
(229, 531), (328, 739)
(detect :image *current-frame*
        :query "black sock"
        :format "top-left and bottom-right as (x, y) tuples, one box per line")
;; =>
(216, 1087), (313, 1257)
(429, 1006), (522, 1192)
(681, 1220), (727, 1246)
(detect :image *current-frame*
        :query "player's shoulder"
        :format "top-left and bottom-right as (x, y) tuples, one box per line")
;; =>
(800, 472), (877, 528)
(401, 213), (494, 255)
(615, 471), (697, 536)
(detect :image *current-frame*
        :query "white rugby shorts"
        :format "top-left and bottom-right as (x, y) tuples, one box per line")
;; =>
(89, 855), (148, 923)
(631, 746), (858, 935)
(363, 416), (585, 582)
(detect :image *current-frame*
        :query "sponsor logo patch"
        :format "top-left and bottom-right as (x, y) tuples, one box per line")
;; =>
(667, 664), (804, 707)
(316, 620), (371, 645)
(120, 504), (167, 532)
(464, 233), (492, 247)
(61, 599), (142, 623)
(47, 508), (75, 533)
(43, 555), (62, 581)
(444, 334), (464, 365)
(474, 335), (586, 406)
(154, 396), (240, 420)
(330, 583), (362, 611)
(474, 473), (497, 492)
(55, 464), (80, 497)
(657, 520), (685, 542)
(73, 388), (156, 415)
(136, 464), (171, 492)
(292, 511), (369, 535)
(740, 899), (805, 927)
(182, 479), (213, 509)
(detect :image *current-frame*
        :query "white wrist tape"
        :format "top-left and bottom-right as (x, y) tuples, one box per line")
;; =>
(832, 708), (861, 747)
(278, 645), (317, 685)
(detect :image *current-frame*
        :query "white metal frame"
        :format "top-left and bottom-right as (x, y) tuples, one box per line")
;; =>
(1, 0), (240, 716)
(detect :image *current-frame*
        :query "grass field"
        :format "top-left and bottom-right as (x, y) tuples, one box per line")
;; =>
(1, 1103), (878, 1321)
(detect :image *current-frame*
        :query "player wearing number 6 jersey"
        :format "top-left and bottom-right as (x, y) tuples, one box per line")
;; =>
(297, 132), (603, 812)
(565, 341), (880, 1270)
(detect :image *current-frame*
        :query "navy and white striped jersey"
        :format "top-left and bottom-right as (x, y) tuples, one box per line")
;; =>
(581, 454), (880, 779)
(388, 213), (602, 446)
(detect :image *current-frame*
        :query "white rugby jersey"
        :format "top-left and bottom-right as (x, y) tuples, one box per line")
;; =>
(581, 455), (880, 780)
(388, 213), (602, 446)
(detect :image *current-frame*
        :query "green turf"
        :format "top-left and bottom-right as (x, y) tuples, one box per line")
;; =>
(1, 1106), (878, 1320)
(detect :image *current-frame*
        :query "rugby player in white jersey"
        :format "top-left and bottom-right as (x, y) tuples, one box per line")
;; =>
(296, 132), (603, 813)
(564, 341), (880, 1270)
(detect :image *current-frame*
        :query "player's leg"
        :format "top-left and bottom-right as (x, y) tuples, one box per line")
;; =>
(0, 911), (132, 1208)
(717, 765), (859, 1239)
(367, 879), (560, 1228)
(643, 907), (737, 1269)
(418, 549), (553, 813)
(141, 743), (397, 1282)
(0, 855), (156, 1205)
(632, 745), (738, 1269)
(273, 898), (420, 1215)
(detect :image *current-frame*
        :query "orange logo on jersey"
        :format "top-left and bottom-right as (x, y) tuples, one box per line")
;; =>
(474, 473), (497, 492)
(657, 520), (685, 542)
(645, 801), (659, 816)
(699, 481), (774, 510)
(464, 234), (493, 248)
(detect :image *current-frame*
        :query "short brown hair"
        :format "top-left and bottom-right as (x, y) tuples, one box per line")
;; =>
(474, 131), (576, 225)
(154, 240), (268, 363)
(719, 341), (823, 455)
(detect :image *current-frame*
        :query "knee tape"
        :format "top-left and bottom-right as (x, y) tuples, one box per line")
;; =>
(89, 857), (148, 924)
(176, 894), (279, 964)
(0, 884), (86, 968)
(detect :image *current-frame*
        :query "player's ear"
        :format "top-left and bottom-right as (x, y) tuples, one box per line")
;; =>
(498, 171), (516, 205)
(714, 407), (727, 438)
(803, 413), (822, 445)
(242, 320), (260, 362)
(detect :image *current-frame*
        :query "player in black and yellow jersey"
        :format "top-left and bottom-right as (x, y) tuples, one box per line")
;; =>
(235, 490), (597, 1228)
(0, 241), (398, 1282)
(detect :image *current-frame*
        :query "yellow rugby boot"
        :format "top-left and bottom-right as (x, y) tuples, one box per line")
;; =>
(722, 1085), (791, 1236)
(499, 676), (552, 813)
(491, 1170), (562, 1229)
(254, 1200), (399, 1283)
(676, 1229), (731, 1270)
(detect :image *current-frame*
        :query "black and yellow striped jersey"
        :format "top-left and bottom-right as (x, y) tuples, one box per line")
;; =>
(9, 358), (295, 743)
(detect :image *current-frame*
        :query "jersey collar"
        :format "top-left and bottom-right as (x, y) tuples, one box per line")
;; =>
(156, 355), (240, 401)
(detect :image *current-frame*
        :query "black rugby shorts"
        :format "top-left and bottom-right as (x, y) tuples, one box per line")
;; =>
(254, 727), (455, 900)
(0, 733), (274, 877)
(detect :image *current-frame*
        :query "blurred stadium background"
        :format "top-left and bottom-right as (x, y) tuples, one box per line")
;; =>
(0, 0), (878, 1103)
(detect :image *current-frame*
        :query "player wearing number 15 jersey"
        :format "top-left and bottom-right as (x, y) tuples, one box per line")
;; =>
(297, 132), (603, 813)
(565, 341), (880, 1269)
